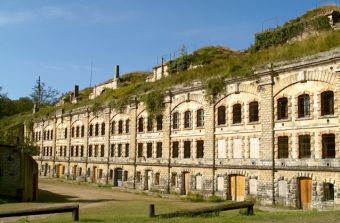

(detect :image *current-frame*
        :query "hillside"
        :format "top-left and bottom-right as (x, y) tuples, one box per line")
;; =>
(0, 5), (340, 132)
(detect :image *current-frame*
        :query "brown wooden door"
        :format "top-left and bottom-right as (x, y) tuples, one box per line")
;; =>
(299, 178), (312, 209)
(229, 175), (245, 201)
(92, 167), (97, 183)
(56, 165), (61, 177)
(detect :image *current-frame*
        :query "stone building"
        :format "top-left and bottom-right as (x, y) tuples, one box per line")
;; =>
(32, 48), (340, 209)
(0, 144), (38, 201)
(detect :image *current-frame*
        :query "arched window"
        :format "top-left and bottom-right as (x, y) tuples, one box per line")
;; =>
(277, 97), (288, 120)
(173, 112), (179, 129)
(217, 106), (226, 125)
(249, 101), (259, 122)
(196, 109), (204, 127)
(95, 123), (99, 136)
(184, 111), (192, 128)
(233, 103), (242, 124)
(147, 118), (153, 132)
(71, 127), (75, 138)
(118, 120), (123, 134)
(156, 116), (163, 131)
(298, 94), (310, 118)
(76, 126), (80, 137)
(321, 91), (334, 116)
(138, 117), (144, 132)
(89, 124), (93, 137)
(81, 126), (84, 137)
(125, 119), (130, 133)
(101, 122), (105, 136)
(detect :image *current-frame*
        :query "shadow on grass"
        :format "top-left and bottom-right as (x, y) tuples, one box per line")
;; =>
(0, 196), (17, 204)
(35, 189), (120, 204)
(80, 218), (105, 222)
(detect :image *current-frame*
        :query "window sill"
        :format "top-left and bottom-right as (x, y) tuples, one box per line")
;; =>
(276, 118), (292, 123)
(231, 123), (243, 126)
(319, 115), (336, 119)
(248, 121), (260, 125)
(296, 116), (312, 121)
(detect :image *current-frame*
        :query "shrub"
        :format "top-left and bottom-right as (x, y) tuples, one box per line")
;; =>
(186, 192), (204, 202)
(207, 195), (223, 202)
(141, 91), (164, 119)
(205, 76), (225, 102)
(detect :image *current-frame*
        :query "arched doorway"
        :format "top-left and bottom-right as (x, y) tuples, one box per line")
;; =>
(298, 177), (312, 209)
(229, 175), (245, 201)
(181, 172), (191, 195)
(114, 168), (123, 187)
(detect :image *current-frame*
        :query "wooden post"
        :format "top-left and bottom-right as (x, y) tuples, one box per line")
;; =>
(149, 204), (155, 217)
(72, 205), (79, 221)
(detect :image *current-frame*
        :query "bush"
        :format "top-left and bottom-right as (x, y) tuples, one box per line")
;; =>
(205, 76), (225, 102)
(141, 91), (164, 119)
(207, 195), (223, 202)
(186, 192), (204, 202)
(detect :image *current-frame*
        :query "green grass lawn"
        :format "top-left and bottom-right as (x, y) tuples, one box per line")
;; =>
(1, 179), (339, 223)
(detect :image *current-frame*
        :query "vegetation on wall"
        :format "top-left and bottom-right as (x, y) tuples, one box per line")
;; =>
(204, 76), (225, 102)
(141, 91), (165, 119)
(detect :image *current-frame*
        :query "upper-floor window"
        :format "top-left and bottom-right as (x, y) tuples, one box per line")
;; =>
(89, 124), (93, 137)
(138, 117), (144, 132)
(64, 128), (68, 139)
(76, 126), (80, 137)
(249, 101), (259, 122)
(81, 126), (84, 137)
(321, 91), (334, 116)
(71, 127), (75, 138)
(173, 112), (179, 129)
(125, 144), (129, 157)
(156, 142), (162, 158)
(277, 97), (288, 120)
(196, 109), (204, 127)
(118, 120), (123, 134)
(322, 134), (335, 158)
(125, 119), (130, 133)
(156, 116), (163, 131)
(137, 143), (143, 157)
(95, 123), (99, 136)
(278, 136), (289, 158)
(299, 135), (311, 158)
(217, 106), (226, 125)
(101, 123), (105, 136)
(147, 143), (152, 158)
(172, 141), (179, 158)
(184, 111), (192, 128)
(298, 94), (310, 118)
(196, 140), (204, 158)
(184, 141), (191, 158)
(233, 104), (242, 124)
(147, 118), (153, 132)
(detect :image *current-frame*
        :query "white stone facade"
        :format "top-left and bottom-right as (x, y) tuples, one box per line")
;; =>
(32, 48), (340, 209)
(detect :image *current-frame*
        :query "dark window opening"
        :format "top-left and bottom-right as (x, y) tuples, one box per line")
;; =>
(156, 116), (163, 131)
(95, 123), (99, 136)
(101, 123), (105, 136)
(196, 109), (204, 127)
(196, 140), (204, 158)
(125, 119), (130, 133)
(277, 97), (288, 120)
(299, 135), (311, 158)
(278, 136), (289, 158)
(117, 144), (122, 157)
(322, 134), (335, 158)
(156, 142), (162, 158)
(147, 118), (153, 132)
(184, 111), (192, 128)
(217, 106), (226, 125)
(173, 112), (179, 129)
(172, 142), (179, 158)
(184, 141), (191, 158)
(118, 120), (123, 134)
(233, 104), (242, 124)
(137, 143), (143, 158)
(321, 91), (334, 116)
(147, 143), (152, 158)
(125, 144), (129, 157)
(249, 101), (259, 122)
(138, 117), (144, 132)
(323, 183), (334, 201)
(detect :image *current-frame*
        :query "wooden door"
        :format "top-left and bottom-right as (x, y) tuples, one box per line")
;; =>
(114, 169), (123, 187)
(299, 178), (312, 209)
(56, 164), (61, 177)
(229, 175), (245, 201)
(92, 166), (97, 183)
(182, 173), (190, 195)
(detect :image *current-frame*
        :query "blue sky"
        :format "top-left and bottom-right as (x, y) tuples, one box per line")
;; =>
(0, 0), (334, 99)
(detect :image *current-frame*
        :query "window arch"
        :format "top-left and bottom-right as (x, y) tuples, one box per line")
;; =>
(217, 106), (226, 125)
(321, 91), (334, 116)
(249, 101), (259, 122)
(298, 94), (310, 118)
(184, 111), (192, 128)
(277, 97), (288, 120)
(233, 103), (242, 124)
(196, 109), (204, 127)
(173, 112), (179, 129)
(138, 117), (144, 132)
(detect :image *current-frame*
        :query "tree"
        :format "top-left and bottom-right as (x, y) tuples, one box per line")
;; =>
(30, 76), (60, 106)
